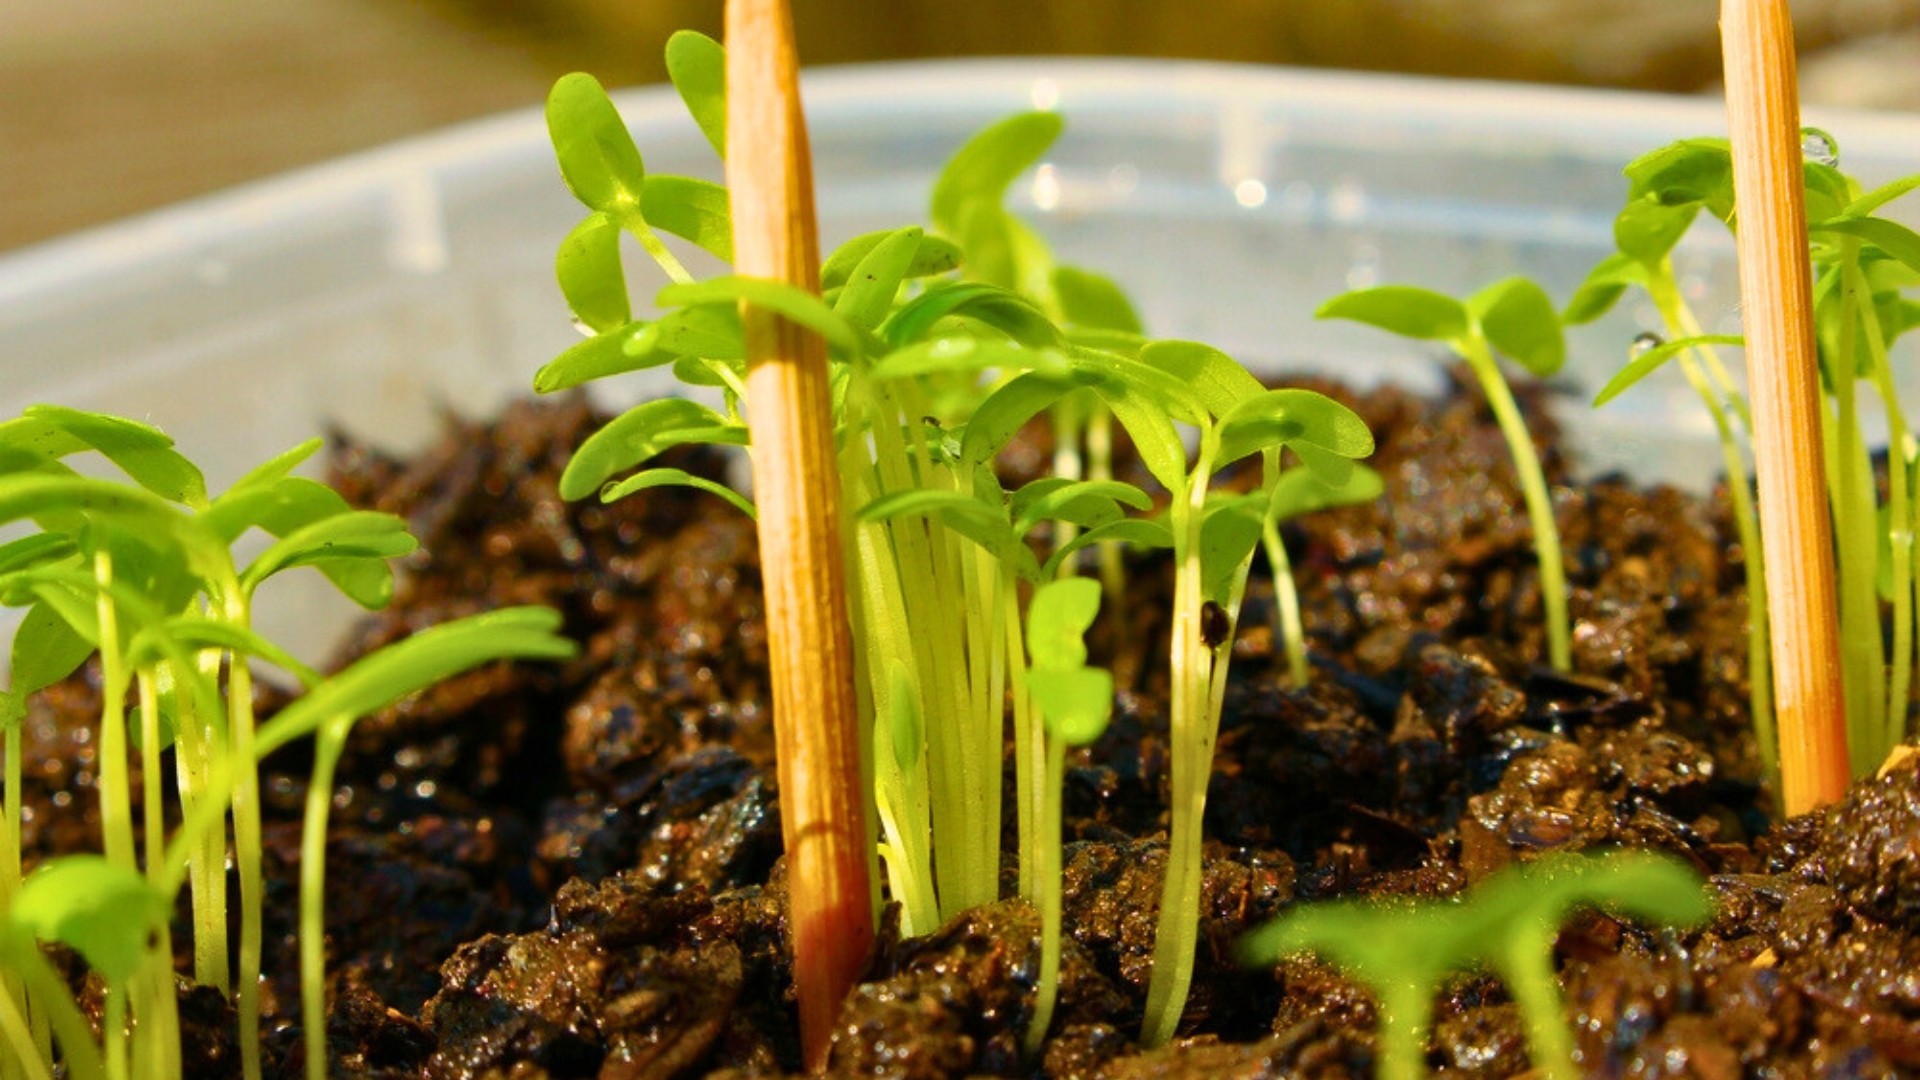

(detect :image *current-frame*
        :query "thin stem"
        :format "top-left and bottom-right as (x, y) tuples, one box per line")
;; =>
(1459, 336), (1570, 671)
(5, 937), (107, 1080)
(1024, 730), (1067, 1057)
(1262, 516), (1310, 686)
(1005, 573), (1041, 901)
(93, 552), (138, 871)
(0, 983), (53, 1080)
(1648, 274), (1777, 788)
(221, 590), (265, 1080)
(1141, 463), (1213, 1047)
(1825, 279), (1884, 767)
(629, 221), (697, 286)
(300, 732), (344, 1080)
(137, 671), (164, 884)
(1847, 254), (1915, 759)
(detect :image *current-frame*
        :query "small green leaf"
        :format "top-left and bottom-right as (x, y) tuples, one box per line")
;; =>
(930, 111), (1064, 239)
(641, 175), (732, 263)
(657, 276), (861, 357)
(1039, 518), (1174, 580)
(0, 533), (75, 576)
(1012, 478), (1151, 538)
(1097, 386), (1188, 494)
(1139, 340), (1264, 421)
(1268, 463), (1384, 523)
(557, 212), (631, 333)
(1200, 501), (1263, 606)
(1317, 286), (1469, 343)
(957, 371), (1081, 469)
(1053, 265), (1143, 334)
(561, 398), (745, 501)
(600, 467), (756, 519)
(1813, 215), (1920, 275)
(631, 304), (747, 363)
(1216, 389), (1374, 474)
(225, 438), (324, 496)
(1592, 334), (1744, 407)
(1843, 174), (1920, 219)
(834, 227), (924, 331)
(1027, 576), (1101, 671)
(1626, 138), (1733, 219)
(1801, 161), (1853, 224)
(1471, 278), (1566, 377)
(868, 336), (1068, 385)
(1031, 667), (1113, 746)
(883, 281), (1064, 350)
(822, 230), (962, 291)
(21, 406), (209, 508)
(254, 608), (577, 759)
(857, 489), (1010, 556)
(240, 511), (416, 597)
(534, 323), (652, 393)
(12, 855), (167, 985)
(664, 30), (726, 159)
(1612, 197), (1699, 265)
(5, 600), (94, 723)
(547, 72), (646, 216)
(1561, 254), (1647, 326)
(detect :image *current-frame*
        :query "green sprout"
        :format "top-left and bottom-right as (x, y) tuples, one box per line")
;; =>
(1238, 851), (1715, 1080)
(0, 410), (576, 1080)
(1244, 463), (1385, 686)
(1578, 133), (1920, 778)
(1020, 575), (1113, 1054)
(1318, 279), (1572, 672)
(536, 41), (1378, 1053)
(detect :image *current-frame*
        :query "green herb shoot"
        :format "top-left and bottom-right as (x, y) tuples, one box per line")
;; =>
(1238, 851), (1714, 1080)
(1318, 279), (1572, 672)
(1577, 132), (1920, 779)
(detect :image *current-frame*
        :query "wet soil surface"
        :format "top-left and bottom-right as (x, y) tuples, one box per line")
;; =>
(17, 375), (1920, 1078)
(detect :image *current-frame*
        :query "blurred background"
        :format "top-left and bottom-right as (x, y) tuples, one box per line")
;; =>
(4, 0), (1918, 252)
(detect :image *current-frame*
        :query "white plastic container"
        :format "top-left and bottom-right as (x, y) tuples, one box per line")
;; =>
(4, 60), (1919, 660)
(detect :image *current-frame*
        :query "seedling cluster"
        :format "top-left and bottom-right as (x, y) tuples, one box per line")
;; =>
(0, 414), (575, 1080)
(4, 16), (1918, 1080)
(538, 36), (1374, 1050)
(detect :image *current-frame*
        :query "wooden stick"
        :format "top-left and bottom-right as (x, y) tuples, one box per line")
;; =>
(1720, 0), (1851, 815)
(724, 0), (874, 1070)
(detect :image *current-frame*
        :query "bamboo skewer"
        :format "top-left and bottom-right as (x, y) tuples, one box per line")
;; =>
(1720, 0), (1851, 815)
(724, 0), (874, 1070)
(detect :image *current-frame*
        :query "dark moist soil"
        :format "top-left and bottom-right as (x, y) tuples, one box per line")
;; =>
(16, 371), (1920, 1079)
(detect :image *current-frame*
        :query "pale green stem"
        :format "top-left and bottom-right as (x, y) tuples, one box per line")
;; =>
(628, 221), (695, 286)
(1499, 934), (1579, 1080)
(175, 648), (231, 992)
(4, 936), (106, 1080)
(1648, 275), (1776, 789)
(1459, 336), (1571, 672)
(1262, 516), (1310, 686)
(1373, 982), (1434, 1080)
(1141, 456), (1214, 1047)
(1825, 280), (1886, 769)
(1848, 255), (1914, 761)
(220, 589), (265, 1080)
(137, 671), (164, 884)
(1005, 573), (1041, 901)
(103, 985), (128, 1080)
(2, 725), (38, 1073)
(1024, 729), (1067, 1057)
(0, 982), (52, 1080)
(1051, 393), (1085, 577)
(93, 552), (138, 871)
(300, 730), (345, 1080)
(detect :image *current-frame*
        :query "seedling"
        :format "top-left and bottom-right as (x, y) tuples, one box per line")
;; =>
(1248, 463), (1385, 686)
(1578, 132), (1920, 784)
(1238, 851), (1715, 1080)
(1020, 576), (1113, 1054)
(1318, 279), (1572, 672)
